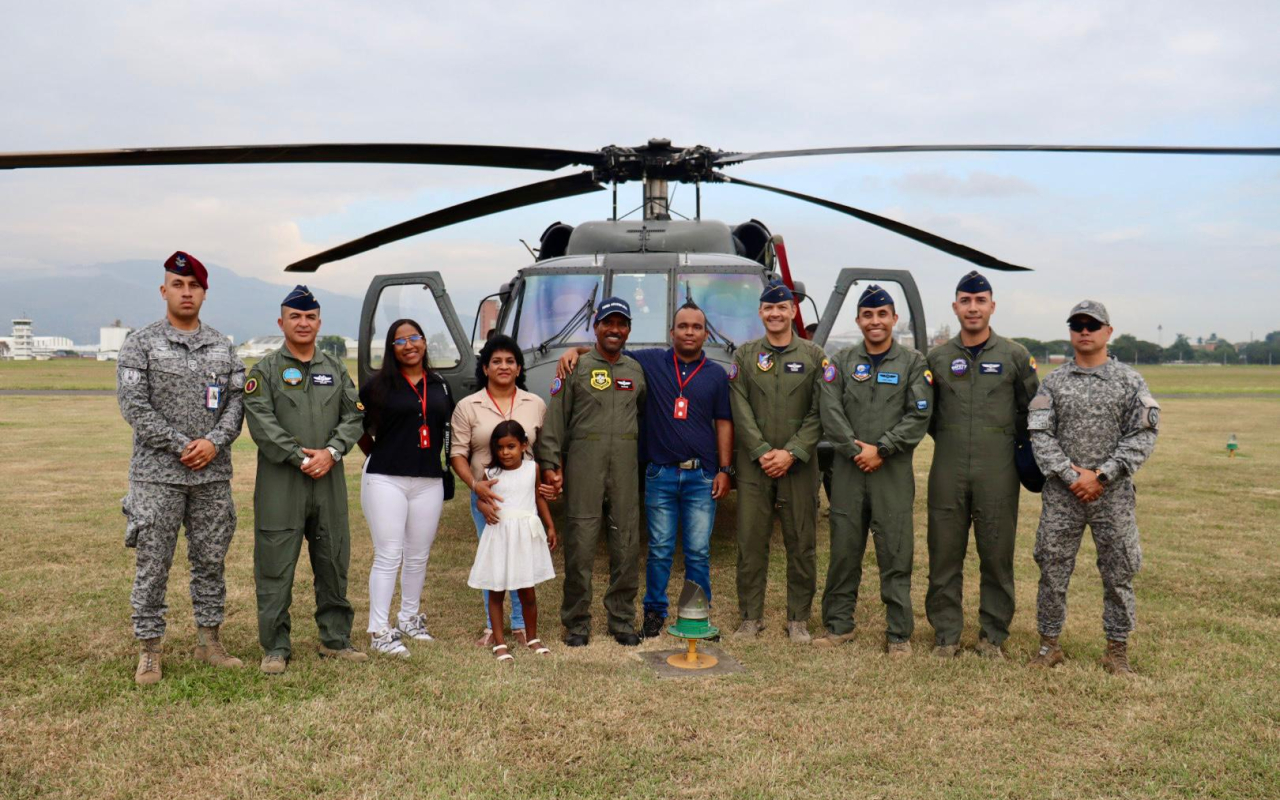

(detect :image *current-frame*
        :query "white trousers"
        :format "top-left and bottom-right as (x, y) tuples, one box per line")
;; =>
(360, 471), (444, 633)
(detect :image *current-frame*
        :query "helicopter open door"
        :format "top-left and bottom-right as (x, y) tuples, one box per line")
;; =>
(812, 269), (928, 354)
(358, 273), (477, 395)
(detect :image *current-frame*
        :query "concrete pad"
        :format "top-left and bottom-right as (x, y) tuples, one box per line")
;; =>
(637, 644), (745, 679)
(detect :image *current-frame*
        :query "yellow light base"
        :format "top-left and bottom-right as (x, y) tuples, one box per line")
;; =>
(666, 638), (719, 670)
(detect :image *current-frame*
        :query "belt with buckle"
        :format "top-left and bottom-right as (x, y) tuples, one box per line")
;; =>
(675, 459), (702, 470)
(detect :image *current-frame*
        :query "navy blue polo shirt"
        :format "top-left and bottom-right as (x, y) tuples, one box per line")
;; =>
(629, 348), (732, 468)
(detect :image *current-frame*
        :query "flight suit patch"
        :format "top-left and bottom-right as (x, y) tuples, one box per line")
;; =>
(244, 377), (260, 395)
(282, 367), (303, 387)
(876, 372), (900, 385)
(311, 373), (334, 386)
(550, 377), (564, 396)
(728, 364), (738, 381)
(924, 369), (934, 386)
(823, 364), (837, 383)
(852, 364), (872, 382)
(757, 353), (774, 372)
(1029, 356), (1038, 372)
(590, 369), (612, 390)
(121, 368), (142, 386)
(615, 378), (635, 391)
(980, 362), (1003, 375)
(950, 358), (968, 376)
(784, 361), (804, 374)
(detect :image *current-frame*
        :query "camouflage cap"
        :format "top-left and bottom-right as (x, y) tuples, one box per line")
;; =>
(1067, 299), (1110, 325)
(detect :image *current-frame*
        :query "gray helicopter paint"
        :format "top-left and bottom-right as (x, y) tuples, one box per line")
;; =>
(565, 220), (736, 256)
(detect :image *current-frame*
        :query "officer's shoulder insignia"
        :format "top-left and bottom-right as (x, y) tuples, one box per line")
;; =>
(757, 352), (773, 372)
(120, 367), (142, 386)
(852, 363), (872, 382)
(1140, 395), (1160, 429)
(822, 364), (837, 383)
(1028, 356), (1038, 372)
(916, 399), (929, 410)
(821, 358), (830, 369)
(590, 369), (612, 390)
(550, 376), (563, 396)
(728, 363), (738, 381)
(244, 376), (260, 395)
(923, 369), (934, 386)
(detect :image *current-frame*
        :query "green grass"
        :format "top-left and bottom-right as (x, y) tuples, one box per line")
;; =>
(0, 370), (1278, 798)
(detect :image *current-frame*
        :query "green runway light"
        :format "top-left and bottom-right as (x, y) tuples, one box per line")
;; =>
(666, 581), (720, 669)
(1227, 433), (1239, 457)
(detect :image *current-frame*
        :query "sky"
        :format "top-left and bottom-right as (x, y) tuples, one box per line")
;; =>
(2, 0), (1278, 344)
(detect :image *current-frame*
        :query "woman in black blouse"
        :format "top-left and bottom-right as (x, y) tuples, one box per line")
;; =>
(358, 319), (454, 657)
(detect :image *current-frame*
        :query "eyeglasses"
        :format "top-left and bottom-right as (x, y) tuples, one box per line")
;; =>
(392, 334), (425, 346)
(1068, 319), (1104, 333)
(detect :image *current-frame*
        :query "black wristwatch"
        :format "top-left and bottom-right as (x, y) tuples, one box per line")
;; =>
(1096, 471), (1109, 485)
(718, 465), (736, 477)
(876, 443), (891, 459)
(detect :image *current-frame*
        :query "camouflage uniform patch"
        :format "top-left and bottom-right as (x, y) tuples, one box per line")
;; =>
(1028, 357), (1159, 641)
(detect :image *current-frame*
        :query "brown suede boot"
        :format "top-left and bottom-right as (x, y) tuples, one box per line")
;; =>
(194, 626), (244, 669)
(1101, 639), (1134, 677)
(1027, 635), (1065, 669)
(135, 637), (162, 686)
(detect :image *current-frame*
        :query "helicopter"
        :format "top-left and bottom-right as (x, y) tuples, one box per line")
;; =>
(4, 137), (1276, 475)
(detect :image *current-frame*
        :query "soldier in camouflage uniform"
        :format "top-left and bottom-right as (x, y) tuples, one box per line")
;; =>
(1028, 300), (1159, 676)
(117, 251), (246, 685)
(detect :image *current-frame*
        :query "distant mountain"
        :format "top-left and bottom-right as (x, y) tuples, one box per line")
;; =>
(0, 260), (361, 345)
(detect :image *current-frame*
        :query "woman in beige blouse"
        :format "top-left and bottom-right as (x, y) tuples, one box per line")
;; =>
(449, 334), (549, 647)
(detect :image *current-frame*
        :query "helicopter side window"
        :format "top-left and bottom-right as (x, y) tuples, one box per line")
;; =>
(824, 279), (919, 356)
(515, 273), (603, 351)
(677, 272), (766, 346)
(608, 272), (668, 344)
(367, 284), (463, 372)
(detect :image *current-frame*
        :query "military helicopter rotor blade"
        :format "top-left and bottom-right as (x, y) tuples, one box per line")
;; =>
(285, 170), (604, 272)
(714, 172), (1031, 272)
(714, 143), (1280, 166)
(0, 143), (602, 172)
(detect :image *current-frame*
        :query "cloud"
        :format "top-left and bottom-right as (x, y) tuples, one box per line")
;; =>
(896, 171), (1037, 198)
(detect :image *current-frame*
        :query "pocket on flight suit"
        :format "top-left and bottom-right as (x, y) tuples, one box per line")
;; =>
(255, 527), (301, 581)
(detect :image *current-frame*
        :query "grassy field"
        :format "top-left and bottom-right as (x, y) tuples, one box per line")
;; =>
(1, 364), (1277, 798)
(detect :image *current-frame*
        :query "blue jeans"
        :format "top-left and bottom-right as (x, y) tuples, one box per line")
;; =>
(642, 464), (717, 617)
(471, 492), (525, 630)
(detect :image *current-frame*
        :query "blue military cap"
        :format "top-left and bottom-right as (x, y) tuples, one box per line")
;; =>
(857, 284), (895, 309)
(956, 270), (992, 295)
(759, 280), (794, 304)
(282, 284), (320, 311)
(593, 296), (632, 325)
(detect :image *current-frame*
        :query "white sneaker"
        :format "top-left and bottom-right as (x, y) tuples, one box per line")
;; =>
(397, 613), (435, 642)
(370, 627), (410, 658)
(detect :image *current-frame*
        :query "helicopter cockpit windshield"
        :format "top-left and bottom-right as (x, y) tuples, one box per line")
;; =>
(513, 272), (603, 351)
(678, 272), (766, 347)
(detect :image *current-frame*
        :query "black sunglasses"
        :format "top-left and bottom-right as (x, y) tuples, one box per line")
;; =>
(1068, 319), (1104, 333)
(392, 334), (425, 346)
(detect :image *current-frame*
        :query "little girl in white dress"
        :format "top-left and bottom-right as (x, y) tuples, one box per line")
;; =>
(467, 420), (558, 662)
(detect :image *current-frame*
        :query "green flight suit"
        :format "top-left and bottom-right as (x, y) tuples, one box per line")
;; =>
(535, 349), (647, 638)
(243, 347), (364, 657)
(818, 341), (932, 642)
(924, 331), (1038, 646)
(730, 336), (825, 622)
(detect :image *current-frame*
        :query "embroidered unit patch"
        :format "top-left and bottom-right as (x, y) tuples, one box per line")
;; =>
(823, 364), (837, 383)
(923, 369), (934, 386)
(916, 399), (929, 410)
(876, 372), (900, 385)
(951, 358), (968, 376)
(244, 377), (260, 395)
(590, 369), (612, 390)
(852, 363), (872, 382)
(550, 376), (563, 396)
(282, 368), (303, 387)
(757, 353), (774, 372)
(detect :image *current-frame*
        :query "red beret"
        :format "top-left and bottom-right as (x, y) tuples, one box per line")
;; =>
(164, 251), (208, 290)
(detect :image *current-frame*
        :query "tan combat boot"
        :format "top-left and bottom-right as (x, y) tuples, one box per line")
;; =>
(318, 644), (369, 663)
(974, 637), (1007, 660)
(931, 643), (960, 659)
(1027, 635), (1065, 669)
(787, 621), (812, 645)
(135, 638), (162, 686)
(886, 640), (912, 659)
(732, 619), (765, 640)
(260, 654), (287, 675)
(193, 626), (244, 669)
(1101, 639), (1134, 677)
(811, 629), (856, 648)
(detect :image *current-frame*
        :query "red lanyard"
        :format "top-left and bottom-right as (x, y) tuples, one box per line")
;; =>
(402, 372), (428, 420)
(486, 387), (515, 419)
(673, 352), (707, 398)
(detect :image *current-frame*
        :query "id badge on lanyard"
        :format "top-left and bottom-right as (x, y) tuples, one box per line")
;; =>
(206, 372), (222, 411)
(405, 372), (430, 449)
(672, 352), (706, 420)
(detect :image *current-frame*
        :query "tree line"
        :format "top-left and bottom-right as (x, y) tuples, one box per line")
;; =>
(1012, 331), (1280, 365)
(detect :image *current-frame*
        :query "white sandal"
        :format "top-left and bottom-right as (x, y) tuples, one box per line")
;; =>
(527, 638), (550, 656)
(492, 644), (514, 664)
